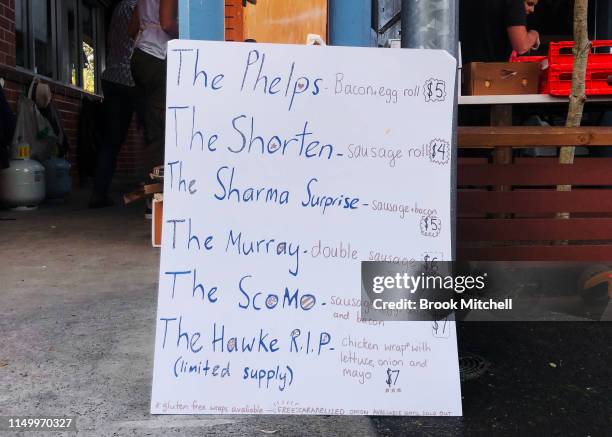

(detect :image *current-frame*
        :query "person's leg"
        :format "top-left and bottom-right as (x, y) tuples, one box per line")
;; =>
(130, 49), (166, 183)
(90, 80), (135, 207)
(144, 59), (167, 180)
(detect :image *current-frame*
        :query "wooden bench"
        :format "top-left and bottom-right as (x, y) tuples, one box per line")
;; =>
(457, 126), (612, 261)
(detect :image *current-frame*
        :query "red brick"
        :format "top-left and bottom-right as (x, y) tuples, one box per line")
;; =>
(0, 39), (10, 54)
(0, 16), (12, 32)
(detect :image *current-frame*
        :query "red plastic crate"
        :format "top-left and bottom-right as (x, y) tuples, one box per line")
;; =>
(548, 40), (612, 96)
(509, 51), (549, 93)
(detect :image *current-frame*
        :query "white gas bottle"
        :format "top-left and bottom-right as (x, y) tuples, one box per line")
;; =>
(0, 143), (46, 210)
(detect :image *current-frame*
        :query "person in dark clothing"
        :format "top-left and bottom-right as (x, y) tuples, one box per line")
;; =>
(90, 0), (140, 208)
(129, 0), (177, 218)
(128, 0), (177, 181)
(460, 0), (540, 64)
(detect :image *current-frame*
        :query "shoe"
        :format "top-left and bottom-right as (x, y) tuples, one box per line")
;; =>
(89, 194), (115, 209)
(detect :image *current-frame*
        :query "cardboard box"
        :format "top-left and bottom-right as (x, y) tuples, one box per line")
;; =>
(152, 194), (163, 248)
(464, 62), (541, 95)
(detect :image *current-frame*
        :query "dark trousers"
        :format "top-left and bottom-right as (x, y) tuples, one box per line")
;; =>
(93, 79), (138, 197)
(131, 48), (166, 182)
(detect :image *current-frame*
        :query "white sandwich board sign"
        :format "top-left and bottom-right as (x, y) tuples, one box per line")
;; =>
(151, 40), (461, 416)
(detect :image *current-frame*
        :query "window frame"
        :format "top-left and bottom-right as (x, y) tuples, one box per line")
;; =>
(55, 0), (81, 88)
(15, 0), (106, 95)
(14, 0), (30, 68)
(81, 0), (106, 93)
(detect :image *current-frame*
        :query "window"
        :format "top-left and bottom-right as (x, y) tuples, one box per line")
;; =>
(15, 0), (105, 94)
(32, 0), (55, 78)
(59, 0), (79, 87)
(15, 0), (28, 68)
(81, 2), (97, 93)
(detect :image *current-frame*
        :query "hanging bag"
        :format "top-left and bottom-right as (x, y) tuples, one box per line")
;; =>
(10, 78), (58, 161)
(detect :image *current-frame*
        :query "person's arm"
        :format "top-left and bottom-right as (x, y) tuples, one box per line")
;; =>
(505, 0), (539, 55)
(128, 4), (140, 39)
(160, 0), (178, 38)
(507, 26), (540, 54)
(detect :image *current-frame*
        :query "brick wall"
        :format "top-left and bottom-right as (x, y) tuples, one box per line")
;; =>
(0, 0), (16, 67)
(0, 0), (145, 185)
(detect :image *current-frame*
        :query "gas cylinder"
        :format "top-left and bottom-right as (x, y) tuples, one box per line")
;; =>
(0, 143), (46, 210)
(43, 156), (71, 199)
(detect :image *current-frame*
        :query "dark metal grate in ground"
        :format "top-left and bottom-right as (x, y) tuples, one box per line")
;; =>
(459, 353), (490, 381)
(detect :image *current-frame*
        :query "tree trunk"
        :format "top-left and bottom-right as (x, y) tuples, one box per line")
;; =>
(557, 0), (590, 201)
